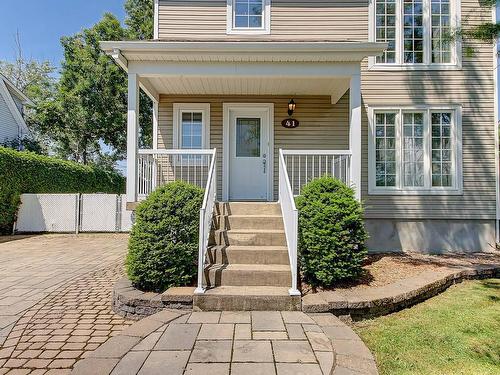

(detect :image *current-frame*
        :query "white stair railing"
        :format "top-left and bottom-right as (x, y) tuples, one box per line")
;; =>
(195, 149), (217, 294)
(279, 149), (353, 297)
(279, 149), (301, 296)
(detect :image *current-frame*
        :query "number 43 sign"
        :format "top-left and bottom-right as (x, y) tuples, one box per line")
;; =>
(282, 118), (300, 129)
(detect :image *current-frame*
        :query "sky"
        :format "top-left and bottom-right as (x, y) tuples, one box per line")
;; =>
(0, 0), (126, 68)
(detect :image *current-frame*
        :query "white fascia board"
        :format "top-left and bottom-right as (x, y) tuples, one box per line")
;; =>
(0, 74), (33, 105)
(100, 41), (388, 62)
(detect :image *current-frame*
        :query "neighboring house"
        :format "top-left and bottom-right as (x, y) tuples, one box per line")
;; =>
(101, 0), (498, 302)
(0, 73), (32, 145)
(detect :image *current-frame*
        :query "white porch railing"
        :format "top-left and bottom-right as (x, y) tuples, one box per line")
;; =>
(137, 149), (216, 198)
(279, 149), (301, 296)
(281, 150), (352, 196)
(195, 149), (217, 294)
(279, 149), (353, 297)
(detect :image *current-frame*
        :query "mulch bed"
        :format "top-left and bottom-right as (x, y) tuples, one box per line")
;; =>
(302, 251), (500, 295)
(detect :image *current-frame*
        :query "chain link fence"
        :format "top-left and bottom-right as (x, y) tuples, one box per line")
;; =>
(15, 194), (133, 233)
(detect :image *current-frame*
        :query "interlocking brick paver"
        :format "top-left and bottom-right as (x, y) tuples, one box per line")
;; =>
(0, 234), (131, 373)
(197, 324), (234, 340)
(251, 311), (285, 331)
(139, 351), (190, 375)
(231, 363), (277, 375)
(275, 363), (323, 375)
(190, 340), (233, 363)
(272, 341), (317, 363)
(232, 341), (273, 363)
(155, 324), (200, 351)
(184, 363), (230, 375)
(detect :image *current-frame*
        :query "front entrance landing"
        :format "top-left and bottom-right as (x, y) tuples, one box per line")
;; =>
(72, 310), (378, 375)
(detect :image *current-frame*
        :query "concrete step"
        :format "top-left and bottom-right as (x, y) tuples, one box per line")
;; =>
(193, 286), (301, 311)
(214, 229), (287, 247)
(216, 215), (284, 230)
(218, 202), (282, 216)
(204, 264), (291, 287)
(207, 246), (289, 265)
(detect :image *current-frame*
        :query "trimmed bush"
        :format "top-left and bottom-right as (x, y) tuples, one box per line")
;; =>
(126, 181), (204, 292)
(0, 147), (125, 234)
(296, 176), (368, 288)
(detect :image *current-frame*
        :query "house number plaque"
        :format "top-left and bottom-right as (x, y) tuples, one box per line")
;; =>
(282, 119), (299, 129)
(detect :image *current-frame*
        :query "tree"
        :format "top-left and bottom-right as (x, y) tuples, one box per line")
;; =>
(44, 13), (129, 164)
(0, 33), (57, 153)
(125, 0), (154, 40)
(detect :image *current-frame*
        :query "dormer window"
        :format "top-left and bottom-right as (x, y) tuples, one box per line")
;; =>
(227, 0), (271, 35)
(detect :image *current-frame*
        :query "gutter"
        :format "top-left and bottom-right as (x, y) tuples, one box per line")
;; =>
(494, 2), (500, 244)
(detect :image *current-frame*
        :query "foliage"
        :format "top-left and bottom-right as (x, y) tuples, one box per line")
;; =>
(1, 136), (44, 154)
(126, 181), (204, 292)
(355, 279), (500, 375)
(0, 34), (57, 151)
(0, 147), (125, 234)
(125, 0), (154, 40)
(295, 176), (368, 288)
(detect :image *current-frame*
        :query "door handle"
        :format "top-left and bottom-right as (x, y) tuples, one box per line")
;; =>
(262, 154), (267, 174)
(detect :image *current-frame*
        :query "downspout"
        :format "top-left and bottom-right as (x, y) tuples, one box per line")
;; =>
(494, 2), (500, 244)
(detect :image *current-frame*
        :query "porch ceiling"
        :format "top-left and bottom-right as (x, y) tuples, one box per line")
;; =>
(144, 76), (351, 99)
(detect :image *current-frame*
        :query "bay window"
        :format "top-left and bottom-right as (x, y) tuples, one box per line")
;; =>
(372, 0), (458, 67)
(369, 106), (462, 194)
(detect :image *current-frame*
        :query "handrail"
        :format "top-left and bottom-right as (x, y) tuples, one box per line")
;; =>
(278, 149), (301, 296)
(138, 149), (216, 155)
(281, 149), (352, 156)
(194, 148), (217, 294)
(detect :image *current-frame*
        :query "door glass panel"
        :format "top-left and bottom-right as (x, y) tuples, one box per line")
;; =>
(236, 118), (261, 157)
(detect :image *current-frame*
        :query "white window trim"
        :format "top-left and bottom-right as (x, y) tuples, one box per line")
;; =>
(368, 0), (462, 71)
(173, 103), (211, 150)
(368, 105), (463, 195)
(226, 0), (271, 35)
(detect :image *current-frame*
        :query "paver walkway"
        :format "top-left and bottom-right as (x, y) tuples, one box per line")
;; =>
(73, 310), (378, 375)
(0, 234), (131, 374)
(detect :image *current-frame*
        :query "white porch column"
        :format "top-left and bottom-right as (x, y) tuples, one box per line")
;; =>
(127, 73), (140, 203)
(152, 99), (159, 149)
(349, 70), (362, 201)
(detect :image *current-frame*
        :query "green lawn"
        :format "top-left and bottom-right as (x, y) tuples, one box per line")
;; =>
(354, 279), (500, 375)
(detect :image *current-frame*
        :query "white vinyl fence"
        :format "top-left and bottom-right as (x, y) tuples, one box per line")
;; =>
(15, 194), (133, 233)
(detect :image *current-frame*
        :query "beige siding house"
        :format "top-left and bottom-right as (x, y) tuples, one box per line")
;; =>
(101, 0), (498, 260)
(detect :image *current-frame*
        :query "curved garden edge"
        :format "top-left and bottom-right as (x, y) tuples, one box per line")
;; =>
(302, 263), (500, 319)
(113, 263), (499, 321)
(113, 277), (194, 320)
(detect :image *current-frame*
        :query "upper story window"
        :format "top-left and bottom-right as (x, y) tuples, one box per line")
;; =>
(227, 0), (271, 35)
(370, 0), (460, 69)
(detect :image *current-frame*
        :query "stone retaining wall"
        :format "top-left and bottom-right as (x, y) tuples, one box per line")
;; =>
(113, 278), (194, 320)
(302, 264), (499, 320)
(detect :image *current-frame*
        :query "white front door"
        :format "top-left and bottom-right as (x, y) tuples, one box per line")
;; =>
(228, 107), (270, 201)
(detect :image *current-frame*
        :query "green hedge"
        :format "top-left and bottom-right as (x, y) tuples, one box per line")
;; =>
(0, 147), (125, 234)
(296, 176), (368, 288)
(126, 181), (204, 292)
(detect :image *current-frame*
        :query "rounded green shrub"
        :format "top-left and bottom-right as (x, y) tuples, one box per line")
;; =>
(296, 176), (368, 288)
(126, 181), (204, 292)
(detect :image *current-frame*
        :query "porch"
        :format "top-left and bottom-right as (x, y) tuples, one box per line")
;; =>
(101, 40), (385, 298)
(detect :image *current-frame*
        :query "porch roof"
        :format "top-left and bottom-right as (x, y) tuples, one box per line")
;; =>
(100, 40), (386, 103)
